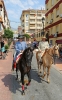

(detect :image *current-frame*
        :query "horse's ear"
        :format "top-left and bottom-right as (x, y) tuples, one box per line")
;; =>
(31, 47), (34, 51)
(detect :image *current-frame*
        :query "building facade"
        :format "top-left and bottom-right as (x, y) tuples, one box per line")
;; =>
(18, 26), (22, 34)
(45, 0), (62, 46)
(0, 0), (10, 37)
(20, 9), (45, 41)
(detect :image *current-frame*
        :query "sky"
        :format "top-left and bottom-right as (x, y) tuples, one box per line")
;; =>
(4, 0), (45, 30)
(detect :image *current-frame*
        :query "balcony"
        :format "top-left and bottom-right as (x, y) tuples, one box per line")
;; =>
(29, 26), (36, 29)
(30, 21), (35, 24)
(30, 16), (35, 19)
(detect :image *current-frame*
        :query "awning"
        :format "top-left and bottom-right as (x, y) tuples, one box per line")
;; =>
(56, 39), (62, 44)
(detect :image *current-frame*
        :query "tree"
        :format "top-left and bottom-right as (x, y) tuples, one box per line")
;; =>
(24, 33), (30, 39)
(3, 28), (13, 39)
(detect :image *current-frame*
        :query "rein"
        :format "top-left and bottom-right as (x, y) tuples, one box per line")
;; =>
(47, 47), (58, 58)
(47, 52), (54, 57)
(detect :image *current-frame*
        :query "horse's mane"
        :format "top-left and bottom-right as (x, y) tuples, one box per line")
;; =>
(42, 47), (53, 57)
(20, 47), (33, 60)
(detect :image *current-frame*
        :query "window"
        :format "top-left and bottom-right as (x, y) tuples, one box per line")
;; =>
(0, 23), (1, 30)
(39, 33), (40, 37)
(0, 10), (1, 15)
(51, 13), (54, 19)
(26, 14), (29, 20)
(51, 28), (53, 35)
(56, 25), (59, 32)
(26, 14), (28, 17)
(51, 0), (54, 6)
(0, 8), (2, 15)
(26, 22), (28, 26)
(50, 40), (53, 45)
(46, 3), (48, 10)
(56, 8), (59, 17)
(46, 17), (48, 23)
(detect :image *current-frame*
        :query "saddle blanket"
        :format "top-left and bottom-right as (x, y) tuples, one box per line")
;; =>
(16, 53), (22, 63)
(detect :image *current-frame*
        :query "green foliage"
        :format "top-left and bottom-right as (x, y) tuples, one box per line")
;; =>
(3, 28), (14, 39)
(24, 34), (30, 39)
(5, 44), (9, 50)
(8, 41), (11, 46)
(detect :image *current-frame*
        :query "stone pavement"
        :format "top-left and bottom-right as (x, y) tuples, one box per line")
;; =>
(53, 58), (62, 74)
(0, 45), (62, 100)
(34, 49), (62, 74)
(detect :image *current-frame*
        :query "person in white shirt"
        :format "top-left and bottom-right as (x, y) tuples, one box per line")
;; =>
(38, 36), (49, 57)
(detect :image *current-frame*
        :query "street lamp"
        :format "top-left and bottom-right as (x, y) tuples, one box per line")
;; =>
(41, 17), (45, 36)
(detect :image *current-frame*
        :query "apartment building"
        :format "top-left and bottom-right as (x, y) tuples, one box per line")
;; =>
(45, 0), (62, 46)
(20, 9), (45, 41)
(18, 26), (22, 34)
(0, 0), (10, 37)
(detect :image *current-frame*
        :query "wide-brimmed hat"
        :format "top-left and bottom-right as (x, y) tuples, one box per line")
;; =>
(17, 34), (24, 39)
(42, 36), (46, 39)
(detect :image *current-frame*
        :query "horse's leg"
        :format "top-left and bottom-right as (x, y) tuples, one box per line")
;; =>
(40, 63), (42, 73)
(47, 67), (50, 83)
(16, 64), (18, 80)
(42, 66), (46, 78)
(26, 71), (31, 86)
(21, 73), (25, 95)
(38, 62), (40, 76)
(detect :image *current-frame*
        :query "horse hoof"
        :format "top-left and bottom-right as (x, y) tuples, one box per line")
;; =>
(42, 76), (44, 79)
(15, 78), (18, 80)
(26, 82), (30, 86)
(22, 91), (25, 95)
(47, 80), (50, 83)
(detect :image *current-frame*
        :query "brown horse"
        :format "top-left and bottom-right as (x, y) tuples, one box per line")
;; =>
(36, 45), (59, 83)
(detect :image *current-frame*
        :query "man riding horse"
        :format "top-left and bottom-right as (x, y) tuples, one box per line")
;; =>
(12, 34), (27, 70)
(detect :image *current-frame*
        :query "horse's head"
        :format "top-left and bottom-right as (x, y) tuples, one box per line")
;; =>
(25, 47), (33, 67)
(53, 45), (59, 58)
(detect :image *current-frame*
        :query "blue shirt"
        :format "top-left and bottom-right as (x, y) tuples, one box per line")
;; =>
(15, 41), (27, 54)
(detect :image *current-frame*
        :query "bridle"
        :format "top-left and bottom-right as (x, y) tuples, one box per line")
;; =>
(47, 46), (59, 58)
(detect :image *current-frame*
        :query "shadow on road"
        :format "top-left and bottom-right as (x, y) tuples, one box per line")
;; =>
(31, 69), (41, 83)
(1, 74), (27, 94)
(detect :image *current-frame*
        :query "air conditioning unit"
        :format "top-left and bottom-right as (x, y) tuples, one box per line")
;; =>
(60, 14), (62, 18)
(56, 15), (59, 17)
(49, 19), (53, 24)
(50, 19), (53, 23)
(49, 21), (51, 24)
(53, 32), (58, 37)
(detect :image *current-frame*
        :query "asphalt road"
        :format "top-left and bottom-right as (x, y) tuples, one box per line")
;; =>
(11, 52), (62, 100)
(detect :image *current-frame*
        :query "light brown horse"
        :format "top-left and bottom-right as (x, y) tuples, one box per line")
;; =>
(36, 45), (59, 83)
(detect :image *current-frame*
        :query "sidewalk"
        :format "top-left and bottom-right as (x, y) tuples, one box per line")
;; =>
(0, 44), (13, 100)
(54, 58), (62, 73)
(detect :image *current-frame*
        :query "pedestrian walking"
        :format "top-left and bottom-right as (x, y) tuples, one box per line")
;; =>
(1, 39), (5, 59)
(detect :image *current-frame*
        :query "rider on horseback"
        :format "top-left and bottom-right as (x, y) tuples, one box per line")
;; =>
(12, 34), (27, 70)
(38, 35), (49, 57)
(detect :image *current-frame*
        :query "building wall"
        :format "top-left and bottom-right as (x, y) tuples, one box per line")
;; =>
(0, 0), (10, 37)
(45, 0), (62, 46)
(20, 9), (45, 42)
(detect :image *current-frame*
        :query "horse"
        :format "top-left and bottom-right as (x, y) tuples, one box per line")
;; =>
(36, 45), (59, 83)
(16, 47), (33, 95)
